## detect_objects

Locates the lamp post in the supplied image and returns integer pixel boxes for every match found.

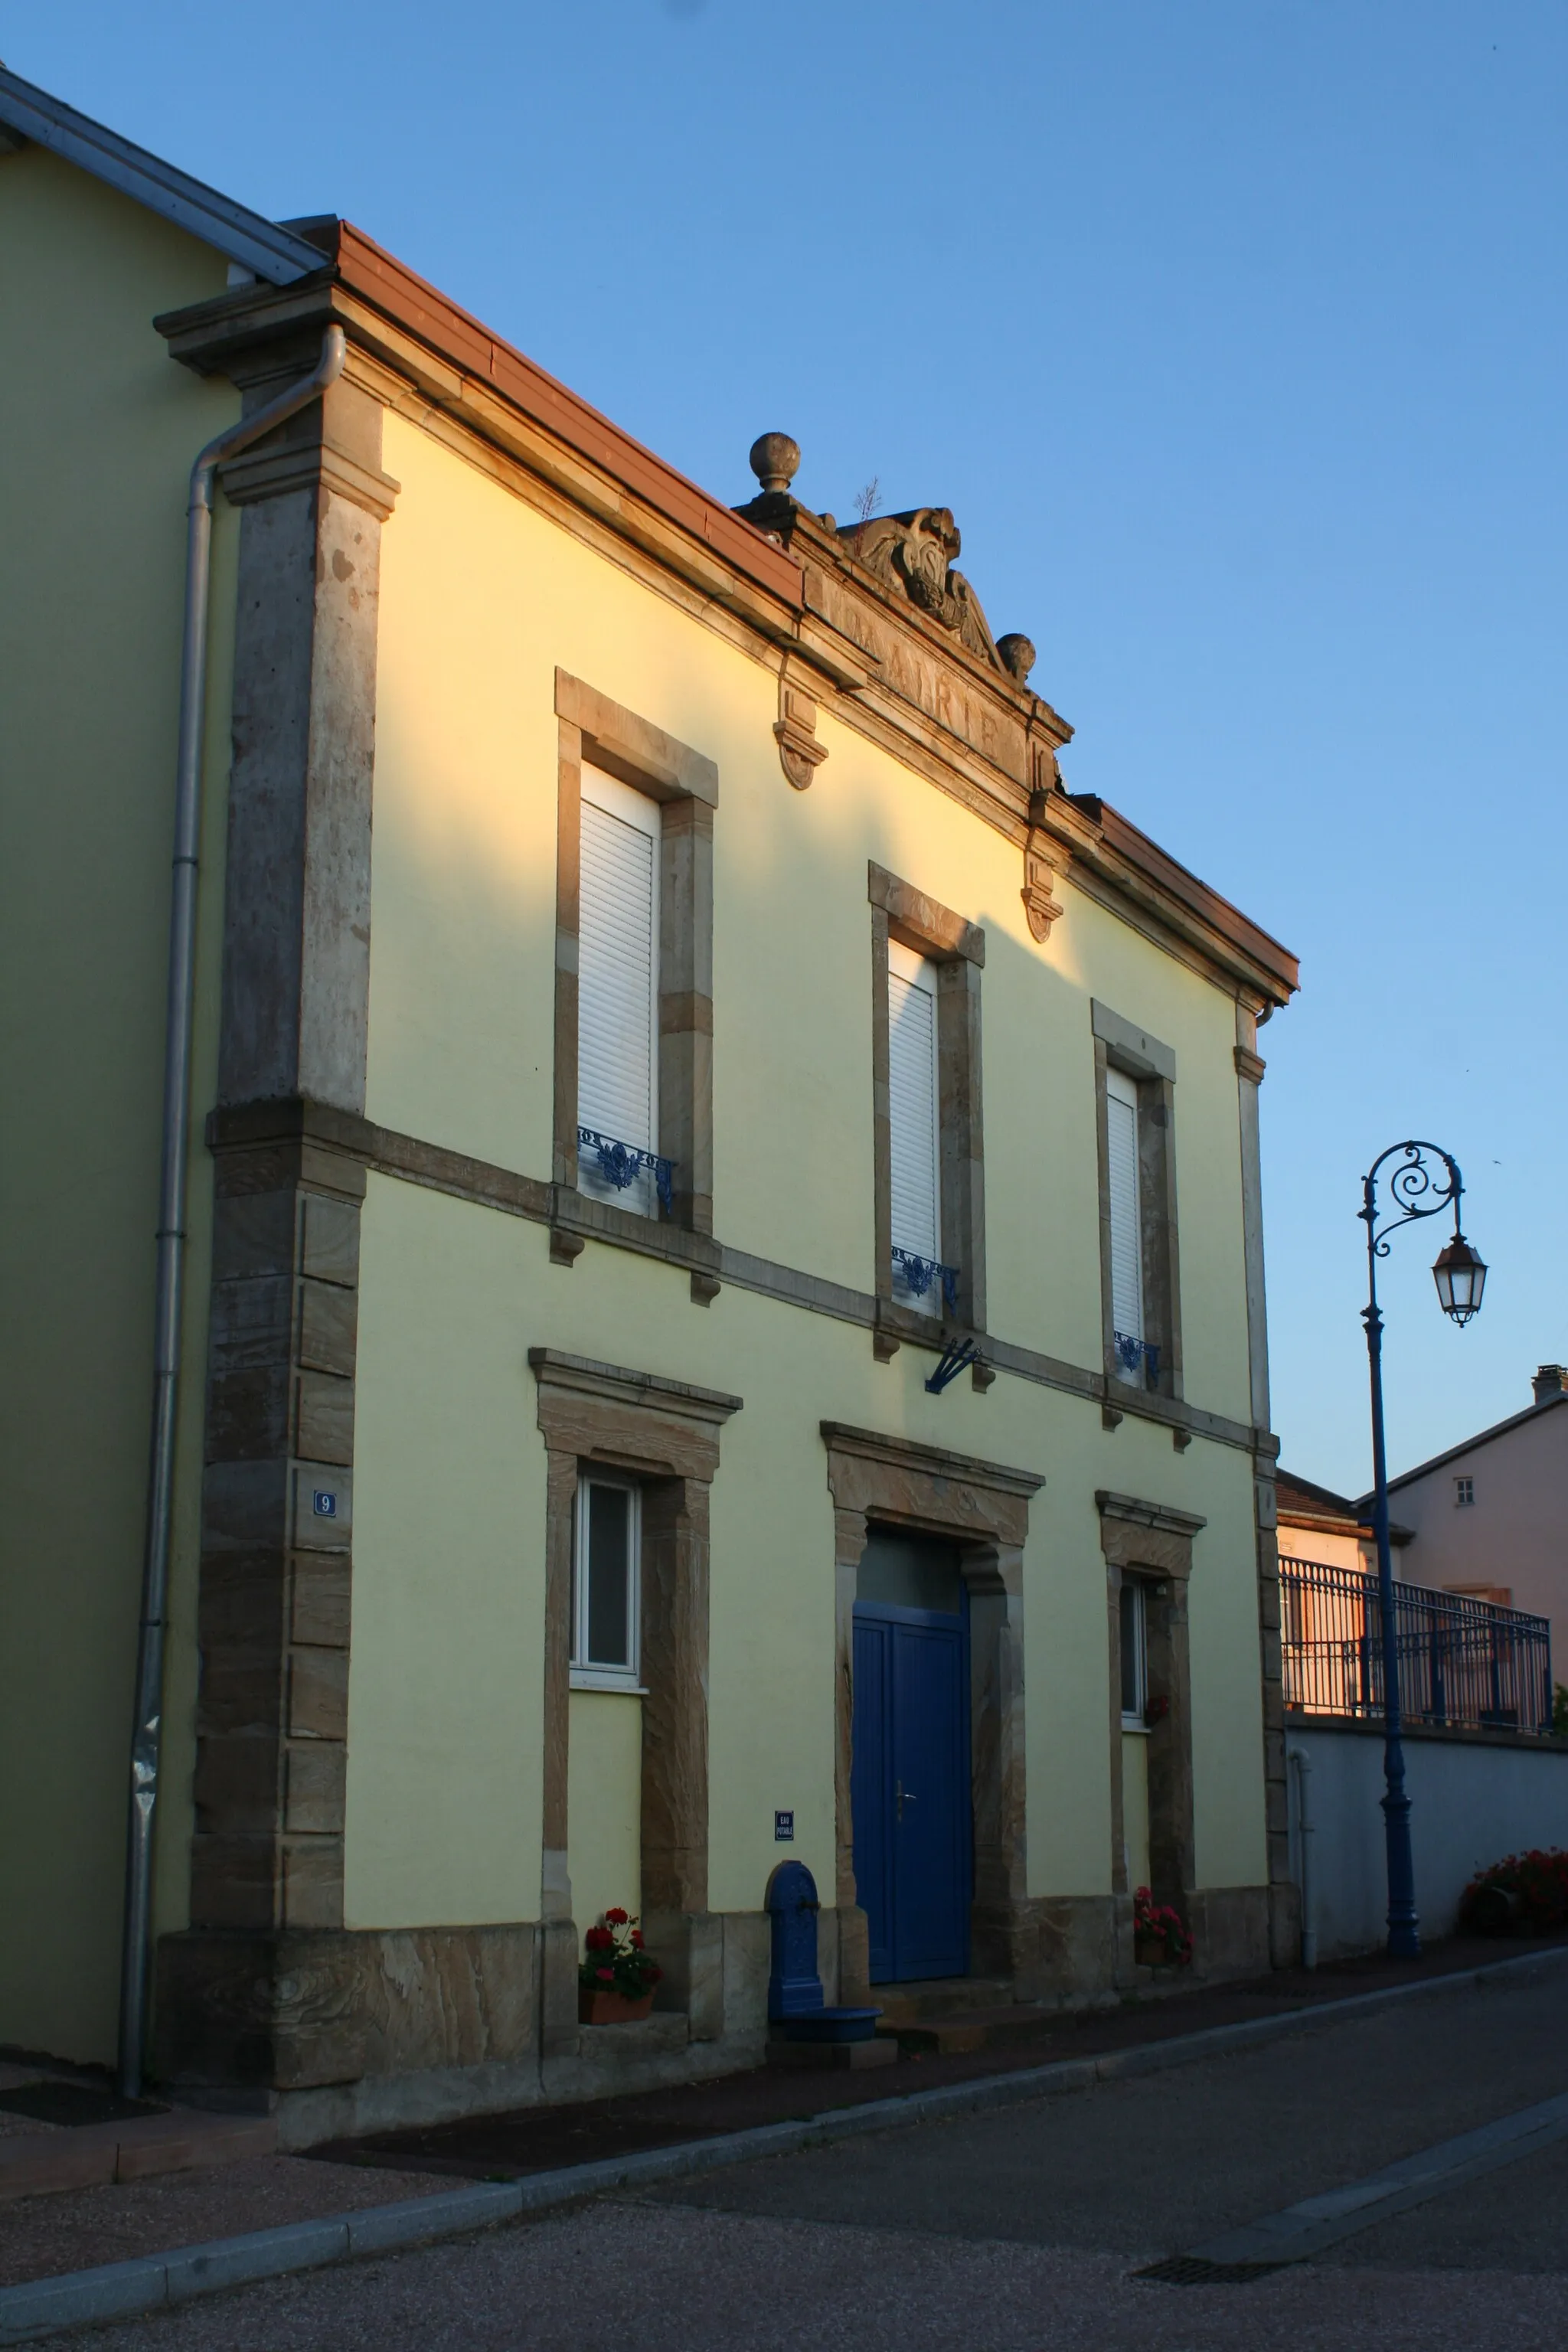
[1360,1142,1487,1958]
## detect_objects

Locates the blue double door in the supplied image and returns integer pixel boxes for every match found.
[851,1602,972,1982]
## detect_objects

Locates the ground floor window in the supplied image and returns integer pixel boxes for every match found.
[572,1474,641,1689]
[1119,1577,1148,1726]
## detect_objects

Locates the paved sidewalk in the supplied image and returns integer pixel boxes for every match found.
[0,2157,452,2292]
[0,1932,1558,2298]
[31,1958,1568,2350]
[309,1929,1567,2180]
[0,1930,1559,2326]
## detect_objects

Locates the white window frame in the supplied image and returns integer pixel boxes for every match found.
[1454,1475,1475,1507]
[577,762,662,1217]
[1119,1576,1148,1730]
[570,1472,644,1692]
[1106,1063,1146,1382]
[887,937,943,1314]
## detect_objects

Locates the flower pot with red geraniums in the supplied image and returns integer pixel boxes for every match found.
[577,1909,663,2024]
[1132,1885,1193,1970]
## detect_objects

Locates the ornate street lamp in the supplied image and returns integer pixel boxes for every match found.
[1431,1233,1488,1325]
[1359,1142,1487,1957]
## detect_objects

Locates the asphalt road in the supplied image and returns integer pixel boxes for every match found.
[57,1957,1568,2350]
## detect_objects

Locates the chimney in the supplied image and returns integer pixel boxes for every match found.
[1532,1364,1568,1406]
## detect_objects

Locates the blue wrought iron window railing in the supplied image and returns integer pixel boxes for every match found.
[577,1126,675,1217]
[891,1248,959,1313]
[1114,1330,1161,1383]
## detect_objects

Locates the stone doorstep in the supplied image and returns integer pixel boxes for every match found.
[764,2039,899,2072]
[878,2003,1063,2057]
[871,1977,1016,2030]
[0,2110,277,2204]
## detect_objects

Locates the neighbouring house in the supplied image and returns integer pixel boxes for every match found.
[1,68,1303,2143]
[1276,1459,1553,1737]
[1274,1455,1563,1962]
[1361,1366,1568,1676]
[1275,1468,1383,1577]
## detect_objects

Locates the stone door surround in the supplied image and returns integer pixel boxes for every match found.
[531,1349,741,2053]
[1096,1490,1205,1952]
[822,1423,1044,2000]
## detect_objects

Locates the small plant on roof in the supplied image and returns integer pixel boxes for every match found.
[1133,1885,1192,1965]
[578,1909,663,1999]
[851,476,880,554]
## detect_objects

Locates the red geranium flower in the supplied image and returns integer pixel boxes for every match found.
[596,1967,615,1981]
[605,1907,629,1926]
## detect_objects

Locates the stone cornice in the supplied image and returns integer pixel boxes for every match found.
[204,1098,1266,1457]
[155,238,1298,1010]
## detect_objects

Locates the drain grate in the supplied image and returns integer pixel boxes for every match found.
[1132,2255,1292,2287]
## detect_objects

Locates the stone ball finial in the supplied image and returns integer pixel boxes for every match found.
[749,433,801,495]
[997,632,1037,684]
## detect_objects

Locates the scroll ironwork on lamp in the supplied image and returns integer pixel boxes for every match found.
[1357,1139,1488,1958]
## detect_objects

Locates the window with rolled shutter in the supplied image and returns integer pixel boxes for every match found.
[1106,1065,1145,1375]
[578,763,660,1215]
[887,940,942,1312]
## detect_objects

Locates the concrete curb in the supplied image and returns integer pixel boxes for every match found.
[2,1942,1563,2344]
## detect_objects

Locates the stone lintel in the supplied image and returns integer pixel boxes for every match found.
[529,1350,742,1429]
[554,670,718,805]
[822,1422,1043,1504]
[1096,1490,1208,1541]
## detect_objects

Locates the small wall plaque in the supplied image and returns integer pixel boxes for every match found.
[312,1491,338,1519]
[774,1808,795,1842]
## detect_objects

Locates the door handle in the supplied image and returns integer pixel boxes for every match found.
[896,1782,917,1819]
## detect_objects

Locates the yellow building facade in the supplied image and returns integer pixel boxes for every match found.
[1,73,1298,2139]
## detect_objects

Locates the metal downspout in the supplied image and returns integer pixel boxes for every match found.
[1289,1743,1317,1970]
[118,325,347,2099]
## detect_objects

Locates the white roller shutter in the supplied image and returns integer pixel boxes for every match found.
[1106,1065,1144,1368]
[888,940,942,1309]
[578,764,660,1214]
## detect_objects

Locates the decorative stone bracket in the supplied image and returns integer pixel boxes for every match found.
[1022,835,1064,942]
[1022,777,1065,942]
[775,674,828,790]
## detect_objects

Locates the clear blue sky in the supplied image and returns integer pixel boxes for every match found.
[13,1,1565,1496]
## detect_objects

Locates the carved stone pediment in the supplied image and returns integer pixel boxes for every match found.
[841,508,1004,672]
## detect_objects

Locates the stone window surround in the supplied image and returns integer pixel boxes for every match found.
[551,670,718,1262]
[1092,998,1183,1404]
[822,1423,1044,2001]
[1096,1491,1206,1962]
[530,1348,741,2054]
[867,862,987,1348]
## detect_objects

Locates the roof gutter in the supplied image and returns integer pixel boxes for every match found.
[119,325,347,2099]
[0,66,322,283]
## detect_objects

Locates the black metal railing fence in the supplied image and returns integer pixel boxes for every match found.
[1279,1554,1553,1734]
